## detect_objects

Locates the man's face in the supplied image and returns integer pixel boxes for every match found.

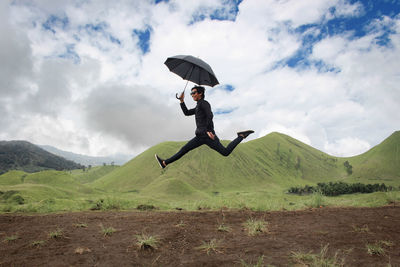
[191,89,202,101]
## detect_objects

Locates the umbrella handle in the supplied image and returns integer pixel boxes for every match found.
[175,78,190,99]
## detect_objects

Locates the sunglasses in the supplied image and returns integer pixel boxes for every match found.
[190,91,198,95]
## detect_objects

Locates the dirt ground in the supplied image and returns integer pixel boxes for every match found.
[1,206,399,266]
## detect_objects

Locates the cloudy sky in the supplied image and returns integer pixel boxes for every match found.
[1,0,399,159]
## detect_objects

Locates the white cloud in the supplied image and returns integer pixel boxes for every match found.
[1,0,399,159]
[324,137,371,157]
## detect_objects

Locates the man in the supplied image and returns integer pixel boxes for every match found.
[155,85,254,169]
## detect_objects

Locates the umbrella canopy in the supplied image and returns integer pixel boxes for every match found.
[164,55,219,87]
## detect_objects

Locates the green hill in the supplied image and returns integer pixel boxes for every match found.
[0,170,95,211]
[0,140,83,174]
[1,131,399,212]
[91,132,351,196]
[71,165,120,183]
[344,131,400,183]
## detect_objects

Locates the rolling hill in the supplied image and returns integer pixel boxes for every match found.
[0,140,83,174]
[87,133,327,194]
[1,131,399,212]
[345,131,400,182]
[91,131,400,196]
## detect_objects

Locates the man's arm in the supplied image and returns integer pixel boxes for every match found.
[178,92,195,116]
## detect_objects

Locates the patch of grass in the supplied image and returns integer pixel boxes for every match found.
[100,224,116,237]
[135,234,160,250]
[196,239,222,255]
[49,229,63,239]
[175,220,186,227]
[366,240,394,256]
[217,224,232,232]
[74,223,88,228]
[75,247,92,254]
[352,224,370,233]
[291,244,345,267]
[380,240,394,247]
[366,243,385,256]
[385,191,399,205]
[3,235,19,242]
[31,240,45,248]
[244,218,268,236]
[308,191,326,208]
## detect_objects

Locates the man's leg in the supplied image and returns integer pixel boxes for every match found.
[205,136,243,157]
[164,136,204,165]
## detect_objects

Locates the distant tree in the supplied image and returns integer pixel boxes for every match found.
[343,161,353,175]
[111,161,114,166]
[88,165,92,170]
[295,156,301,170]
[82,166,86,172]
[103,163,106,166]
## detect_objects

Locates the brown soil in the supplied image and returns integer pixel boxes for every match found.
[1,206,399,266]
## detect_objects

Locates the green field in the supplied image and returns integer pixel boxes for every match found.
[1,132,399,213]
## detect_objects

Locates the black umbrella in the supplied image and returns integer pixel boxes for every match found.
[164,55,219,98]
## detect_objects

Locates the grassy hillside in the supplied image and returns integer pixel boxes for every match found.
[0,170,95,212]
[91,132,350,197]
[0,140,82,174]
[345,131,400,184]
[1,131,399,212]
[71,165,119,183]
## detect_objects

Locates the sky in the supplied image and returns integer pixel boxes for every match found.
[1,0,400,159]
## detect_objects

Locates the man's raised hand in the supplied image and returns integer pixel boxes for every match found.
[178,91,185,103]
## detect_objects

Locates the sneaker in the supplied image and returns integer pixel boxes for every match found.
[237,130,254,139]
[155,154,166,169]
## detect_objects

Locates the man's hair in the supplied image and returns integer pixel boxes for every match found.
[192,86,205,99]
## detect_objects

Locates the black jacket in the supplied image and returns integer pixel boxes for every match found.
[180,99,215,136]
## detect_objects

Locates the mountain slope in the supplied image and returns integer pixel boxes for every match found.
[345,131,400,180]
[90,132,350,195]
[0,141,82,174]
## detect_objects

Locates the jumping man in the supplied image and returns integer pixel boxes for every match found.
[155,86,254,169]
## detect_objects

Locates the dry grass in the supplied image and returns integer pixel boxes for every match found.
[135,234,160,250]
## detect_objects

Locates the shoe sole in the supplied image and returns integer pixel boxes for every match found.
[237,130,254,138]
[155,154,165,169]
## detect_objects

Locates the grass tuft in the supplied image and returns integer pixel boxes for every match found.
[75,247,92,254]
[366,240,394,256]
[308,191,326,208]
[244,218,268,236]
[49,229,63,239]
[366,243,385,256]
[135,234,160,250]
[100,224,116,237]
[31,240,45,248]
[217,224,232,232]
[352,224,370,233]
[196,239,222,255]
[74,223,88,228]
[3,235,19,242]
[291,244,345,267]
[175,220,186,227]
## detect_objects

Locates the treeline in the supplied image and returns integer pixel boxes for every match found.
[288,182,396,196]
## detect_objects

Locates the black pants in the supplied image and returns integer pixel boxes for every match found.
[164,135,244,165]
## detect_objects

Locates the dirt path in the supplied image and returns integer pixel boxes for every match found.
[1,206,399,266]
